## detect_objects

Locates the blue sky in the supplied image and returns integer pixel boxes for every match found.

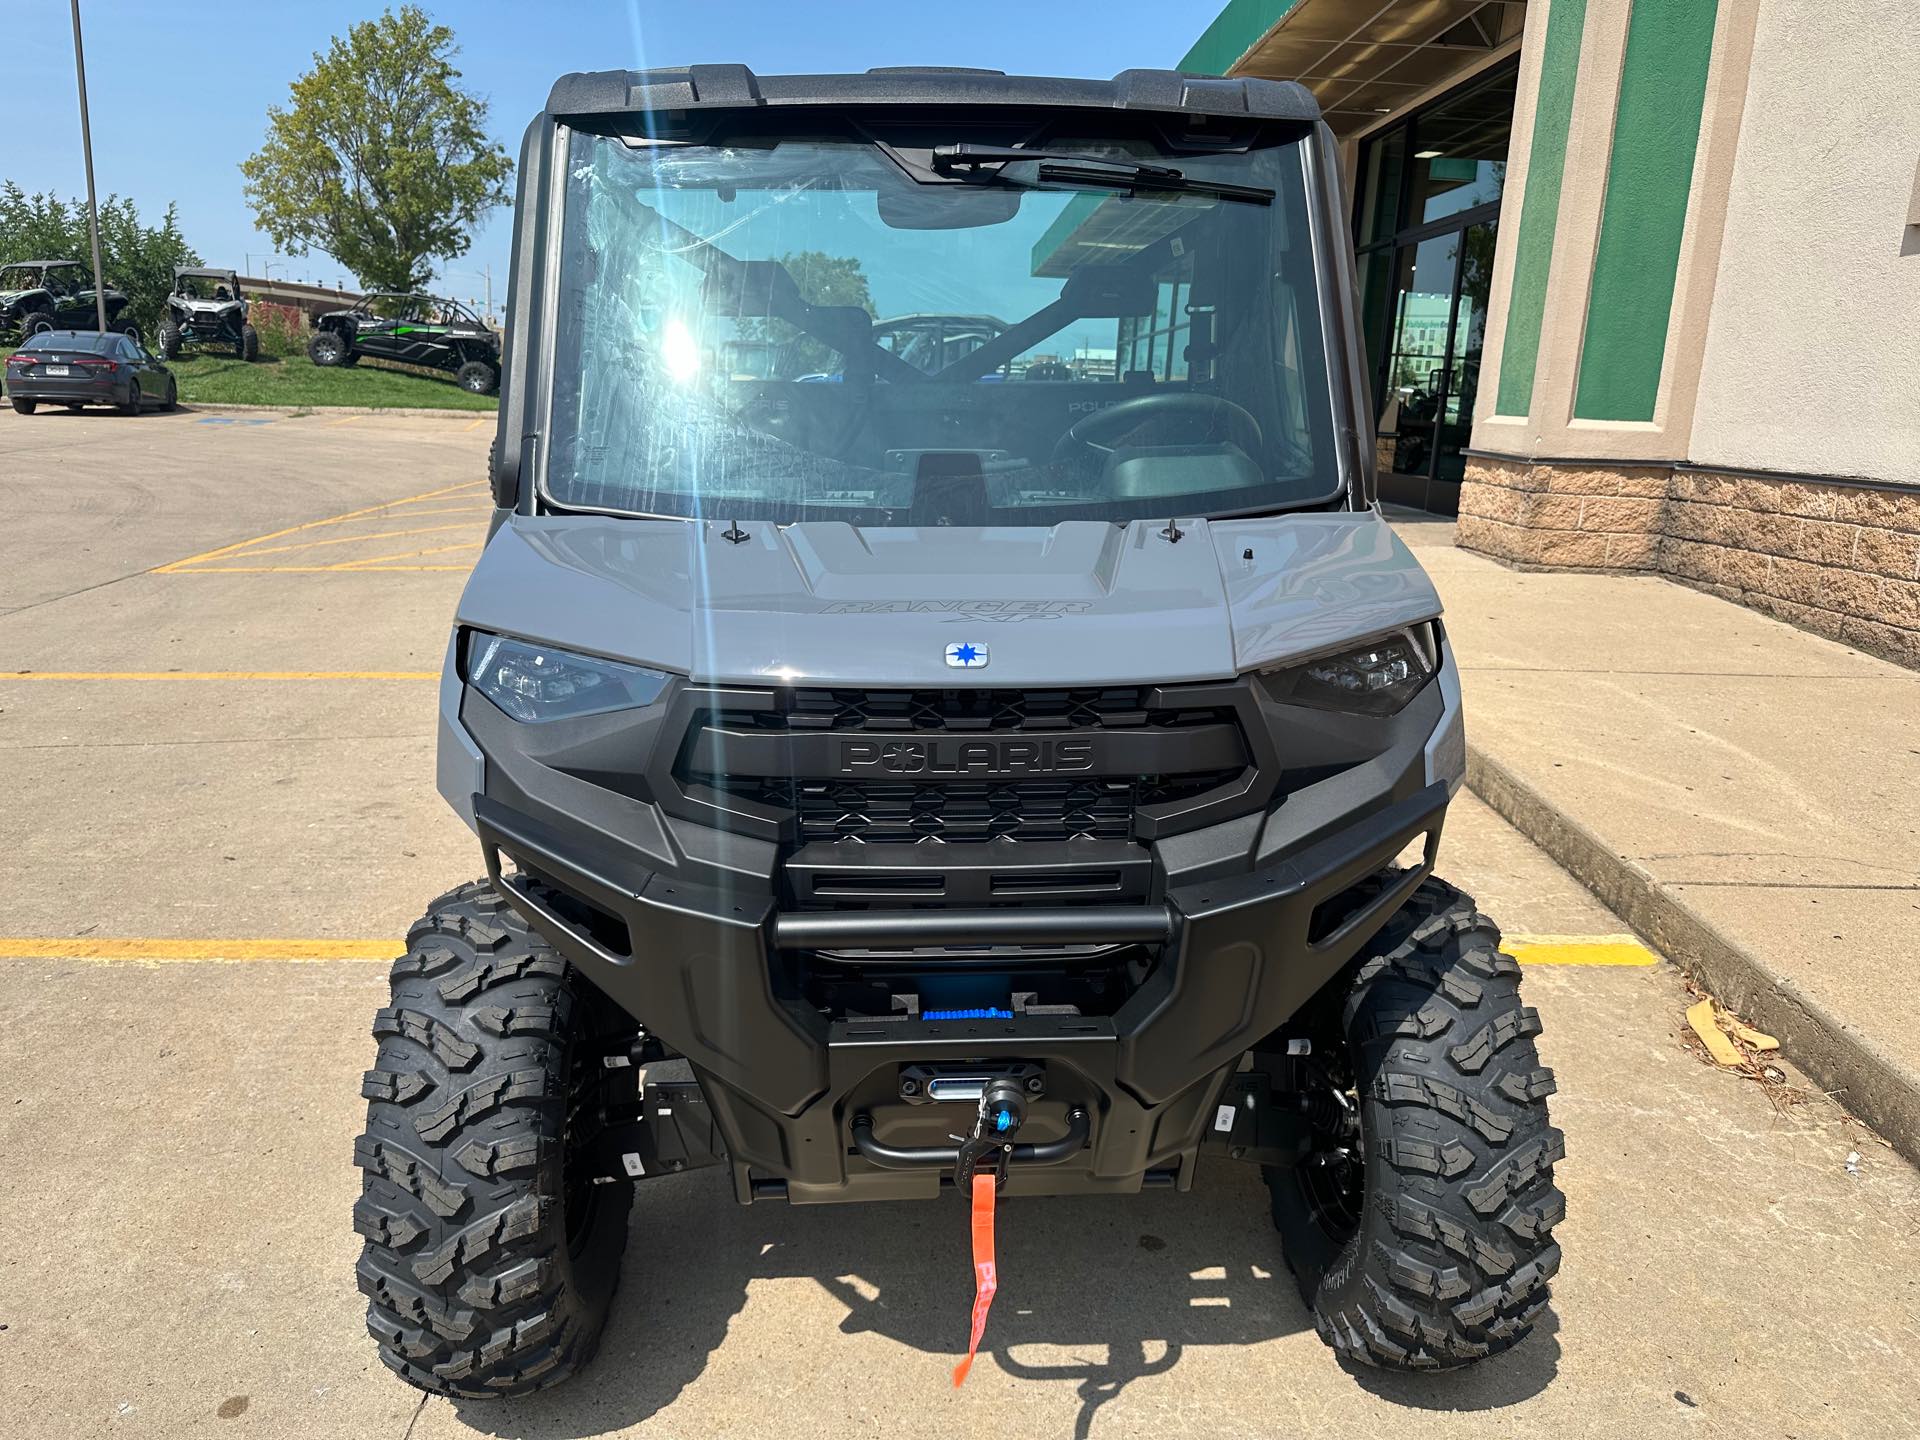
[8,1,1216,313]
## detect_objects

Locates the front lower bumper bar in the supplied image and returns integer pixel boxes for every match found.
[473,779,1449,1203]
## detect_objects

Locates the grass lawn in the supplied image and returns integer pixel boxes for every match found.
[168,353,498,411]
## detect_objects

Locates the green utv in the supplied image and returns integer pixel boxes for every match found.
[308,291,501,394]
[354,64,1566,1398]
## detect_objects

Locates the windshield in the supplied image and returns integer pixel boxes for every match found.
[177,275,238,299]
[543,127,1339,525]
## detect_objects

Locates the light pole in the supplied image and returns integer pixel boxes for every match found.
[69,0,109,335]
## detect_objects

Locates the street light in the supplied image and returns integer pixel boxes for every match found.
[69,0,108,334]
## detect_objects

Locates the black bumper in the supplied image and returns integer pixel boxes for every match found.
[474,778,1447,1204]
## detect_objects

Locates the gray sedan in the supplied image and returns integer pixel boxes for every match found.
[4,330,177,415]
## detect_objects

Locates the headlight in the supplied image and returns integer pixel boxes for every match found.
[1260,624,1437,716]
[465,632,672,722]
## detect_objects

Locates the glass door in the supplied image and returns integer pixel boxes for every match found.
[1379,232,1462,486]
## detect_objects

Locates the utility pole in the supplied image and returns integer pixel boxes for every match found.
[69,0,109,335]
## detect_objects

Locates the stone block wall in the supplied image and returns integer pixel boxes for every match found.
[1457,455,1920,668]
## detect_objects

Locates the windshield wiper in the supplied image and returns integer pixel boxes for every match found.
[930,144,1273,204]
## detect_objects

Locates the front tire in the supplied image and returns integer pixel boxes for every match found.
[11,398,37,415]
[308,329,349,367]
[356,880,632,1398]
[456,359,498,395]
[157,322,182,360]
[119,381,141,416]
[1268,877,1564,1371]
[240,324,260,362]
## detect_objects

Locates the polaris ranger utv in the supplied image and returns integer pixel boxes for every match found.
[156,267,259,361]
[356,65,1565,1398]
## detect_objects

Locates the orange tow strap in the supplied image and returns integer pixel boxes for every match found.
[951,1172,999,1386]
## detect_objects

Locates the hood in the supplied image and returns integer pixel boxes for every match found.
[456,511,1440,689]
[0,289,40,306]
[179,297,242,310]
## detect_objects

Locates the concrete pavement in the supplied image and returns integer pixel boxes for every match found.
[1398,514,1920,1163]
[2,406,1918,1438]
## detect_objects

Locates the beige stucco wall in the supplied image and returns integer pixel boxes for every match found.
[1689,0,1920,485]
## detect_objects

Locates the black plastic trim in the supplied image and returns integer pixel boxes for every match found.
[773,906,1174,951]
[851,1107,1091,1168]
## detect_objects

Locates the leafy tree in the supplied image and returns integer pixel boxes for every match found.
[0,182,200,337]
[241,6,511,293]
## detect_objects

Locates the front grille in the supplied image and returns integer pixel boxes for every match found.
[695,769,1242,845]
[716,687,1221,733]
[669,682,1261,849]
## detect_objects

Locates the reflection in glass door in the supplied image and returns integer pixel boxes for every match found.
[1352,61,1516,513]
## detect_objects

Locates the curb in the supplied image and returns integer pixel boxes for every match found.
[183,401,496,419]
[1466,745,1920,1166]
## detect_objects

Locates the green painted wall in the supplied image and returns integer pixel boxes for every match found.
[1179,0,1300,75]
[1493,0,1589,417]
[1573,0,1721,421]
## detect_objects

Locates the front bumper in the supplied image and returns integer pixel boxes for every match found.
[473,775,1447,1204]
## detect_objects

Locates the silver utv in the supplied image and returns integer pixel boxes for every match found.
[157,267,258,361]
[353,65,1564,1400]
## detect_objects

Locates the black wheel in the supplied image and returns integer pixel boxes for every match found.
[356,881,632,1398]
[117,319,141,344]
[19,311,53,340]
[456,359,498,396]
[240,324,260,362]
[308,329,349,367]
[11,398,37,415]
[160,379,178,412]
[119,380,141,416]
[156,322,182,361]
[1267,876,1564,1371]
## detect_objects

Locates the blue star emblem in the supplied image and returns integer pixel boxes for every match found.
[945,641,989,669]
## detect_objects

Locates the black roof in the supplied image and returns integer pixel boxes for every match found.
[4,259,86,268]
[175,266,239,278]
[546,66,1319,124]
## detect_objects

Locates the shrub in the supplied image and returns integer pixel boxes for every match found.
[247,298,306,358]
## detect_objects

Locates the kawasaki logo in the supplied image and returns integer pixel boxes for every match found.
[838,737,1095,777]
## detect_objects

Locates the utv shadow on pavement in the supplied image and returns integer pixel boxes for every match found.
[450,1162,1557,1440]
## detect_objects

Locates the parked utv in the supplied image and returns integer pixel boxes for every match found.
[0,260,133,343]
[355,65,1565,1399]
[307,292,500,393]
[157,267,258,361]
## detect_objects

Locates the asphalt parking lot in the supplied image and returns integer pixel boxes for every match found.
[2,404,1917,1440]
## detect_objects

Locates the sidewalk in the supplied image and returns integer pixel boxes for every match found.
[1394,513,1920,1162]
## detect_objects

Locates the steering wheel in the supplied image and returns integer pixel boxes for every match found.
[1050,392,1265,464]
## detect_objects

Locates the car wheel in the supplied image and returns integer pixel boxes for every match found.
[157,323,182,361]
[241,325,260,363]
[11,398,38,415]
[118,320,141,344]
[21,312,54,339]
[161,379,179,412]
[120,380,142,416]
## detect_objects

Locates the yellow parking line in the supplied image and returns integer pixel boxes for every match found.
[0,938,397,963]
[172,564,478,573]
[4,670,438,681]
[1504,935,1657,966]
[463,416,490,431]
[327,541,483,570]
[155,481,489,573]
[215,522,482,559]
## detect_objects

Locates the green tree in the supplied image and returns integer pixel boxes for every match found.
[0,182,200,338]
[240,6,511,293]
